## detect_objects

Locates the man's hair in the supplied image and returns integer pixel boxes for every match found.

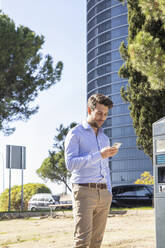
[87,93,113,110]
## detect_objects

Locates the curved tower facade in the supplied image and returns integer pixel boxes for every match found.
[87,0,152,186]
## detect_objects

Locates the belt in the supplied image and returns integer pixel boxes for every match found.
[76,183,107,189]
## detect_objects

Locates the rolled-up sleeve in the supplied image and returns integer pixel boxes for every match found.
[65,131,102,171]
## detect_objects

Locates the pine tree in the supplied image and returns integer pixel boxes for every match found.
[0,12,63,134]
[118,0,165,159]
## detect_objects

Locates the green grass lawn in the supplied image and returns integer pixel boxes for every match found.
[111,206,153,211]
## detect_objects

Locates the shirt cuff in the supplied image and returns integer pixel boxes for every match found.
[91,151,102,164]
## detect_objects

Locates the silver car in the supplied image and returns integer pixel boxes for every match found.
[28,193,60,211]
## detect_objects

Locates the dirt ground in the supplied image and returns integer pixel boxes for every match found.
[0,209,155,248]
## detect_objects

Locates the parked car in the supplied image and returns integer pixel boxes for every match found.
[28,193,60,211]
[111,184,153,207]
[60,196,72,209]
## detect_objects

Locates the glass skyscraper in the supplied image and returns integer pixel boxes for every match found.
[87,0,153,186]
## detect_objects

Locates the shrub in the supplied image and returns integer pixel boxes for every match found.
[0,183,51,211]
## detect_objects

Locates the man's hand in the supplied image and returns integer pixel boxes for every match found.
[100,146,118,159]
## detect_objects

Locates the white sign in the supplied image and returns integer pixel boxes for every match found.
[156,139,165,153]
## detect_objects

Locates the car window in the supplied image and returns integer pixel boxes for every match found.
[32,198,37,201]
[44,198,50,202]
[38,198,44,201]
[113,186,136,196]
[112,186,127,195]
[147,186,153,193]
[136,186,151,197]
[120,187,136,196]
[52,195,60,202]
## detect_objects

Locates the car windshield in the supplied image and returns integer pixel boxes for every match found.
[147,185,154,193]
[52,195,60,201]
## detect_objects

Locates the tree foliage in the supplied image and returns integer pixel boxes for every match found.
[37,122,77,192]
[127,0,165,90]
[128,31,165,90]
[139,0,165,25]
[0,183,51,211]
[0,12,63,135]
[134,171,154,185]
[118,0,165,159]
[37,151,71,189]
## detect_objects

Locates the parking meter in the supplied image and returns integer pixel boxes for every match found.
[153,117,165,248]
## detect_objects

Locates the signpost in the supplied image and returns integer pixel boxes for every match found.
[6,145,26,211]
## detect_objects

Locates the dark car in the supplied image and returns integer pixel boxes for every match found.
[111,184,153,207]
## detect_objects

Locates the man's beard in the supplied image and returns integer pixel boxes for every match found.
[90,121,99,129]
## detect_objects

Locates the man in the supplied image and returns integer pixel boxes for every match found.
[65,93,118,248]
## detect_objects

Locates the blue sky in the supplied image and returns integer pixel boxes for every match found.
[0,0,87,194]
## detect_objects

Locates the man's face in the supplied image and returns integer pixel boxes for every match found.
[88,103,109,128]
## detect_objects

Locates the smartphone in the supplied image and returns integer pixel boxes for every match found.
[112,142,122,149]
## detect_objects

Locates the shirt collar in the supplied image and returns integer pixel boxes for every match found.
[82,120,91,129]
[82,120,104,133]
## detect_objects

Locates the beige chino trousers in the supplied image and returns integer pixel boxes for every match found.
[72,184,112,248]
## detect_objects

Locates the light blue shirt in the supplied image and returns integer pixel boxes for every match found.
[65,120,112,193]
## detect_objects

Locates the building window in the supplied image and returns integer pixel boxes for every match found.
[110,136,137,147]
[111,72,125,83]
[87,7,96,21]
[103,118,112,127]
[98,85,111,94]
[111,26,128,39]
[87,0,96,12]
[111,94,124,104]
[111,82,127,94]
[111,4,127,18]
[111,37,128,50]
[88,39,97,52]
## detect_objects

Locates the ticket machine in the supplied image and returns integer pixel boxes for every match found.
[153,117,165,248]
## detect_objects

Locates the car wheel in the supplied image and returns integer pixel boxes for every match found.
[31,207,37,211]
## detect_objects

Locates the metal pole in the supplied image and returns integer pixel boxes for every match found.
[2,154,4,192]
[8,146,12,211]
[21,168,23,211]
[21,147,25,211]
[8,168,11,211]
